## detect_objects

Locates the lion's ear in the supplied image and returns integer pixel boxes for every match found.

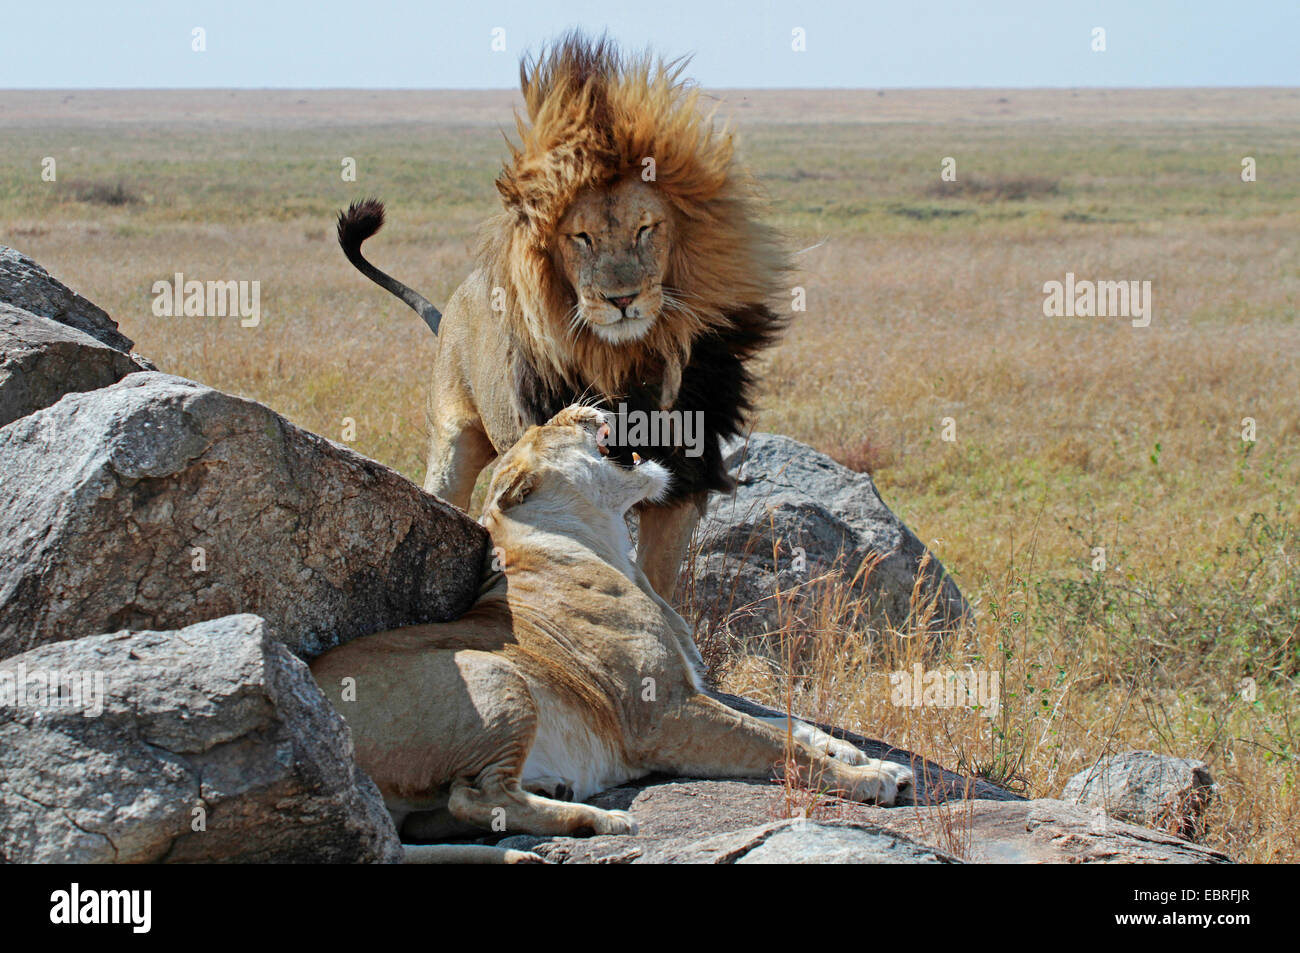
[495,173,525,219]
[496,168,540,228]
[486,457,538,513]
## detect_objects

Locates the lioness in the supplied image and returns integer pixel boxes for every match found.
[337,33,790,600]
[310,406,912,858]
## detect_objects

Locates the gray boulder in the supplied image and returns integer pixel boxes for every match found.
[0,245,135,352]
[687,433,969,642]
[0,614,402,863]
[0,372,488,661]
[0,302,148,428]
[871,796,1229,864]
[494,778,1229,865]
[1063,751,1218,840]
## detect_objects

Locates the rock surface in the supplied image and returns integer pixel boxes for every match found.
[0,614,402,863]
[509,812,961,864]
[0,245,135,352]
[705,820,960,864]
[495,778,1229,865]
[0,302,148,428]
[686,433,970,643]
[0,372,488,661]
[1062,751,1218,840]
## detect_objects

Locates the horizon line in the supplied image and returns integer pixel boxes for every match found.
[4,84,1298,93]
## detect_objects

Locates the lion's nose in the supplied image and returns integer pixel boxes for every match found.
[606,293,637,312]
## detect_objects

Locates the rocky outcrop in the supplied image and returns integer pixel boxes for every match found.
[688,434,969,643]
[0,614,402,863]
[1062,751,1218,840]
[0,245,136,352]
[0,302,148,428]
[0,372,488,661]
[494,777,1229,865]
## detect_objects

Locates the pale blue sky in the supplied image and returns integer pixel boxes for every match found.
[2,1,1296,89]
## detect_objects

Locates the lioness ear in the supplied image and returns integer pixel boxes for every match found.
[487,458,537,513]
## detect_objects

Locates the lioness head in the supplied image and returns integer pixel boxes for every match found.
[485,404,670,519]
[553,178,672,345]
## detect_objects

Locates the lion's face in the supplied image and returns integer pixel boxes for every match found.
[553,178,673,346]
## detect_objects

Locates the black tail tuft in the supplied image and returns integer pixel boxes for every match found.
[334,197,443,335]
[337,197,386,253]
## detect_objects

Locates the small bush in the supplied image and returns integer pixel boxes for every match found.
[68,180,142,206]
[928,174,1060,202]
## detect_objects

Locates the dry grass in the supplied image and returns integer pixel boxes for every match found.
[687,510,1299,862]
[2,88,1297,862]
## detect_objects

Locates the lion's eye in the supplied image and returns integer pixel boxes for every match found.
[572,232,593,250]
[637,223,657,243]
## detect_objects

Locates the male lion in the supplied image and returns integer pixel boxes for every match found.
[310,406,913,861]
[336,33,790,599]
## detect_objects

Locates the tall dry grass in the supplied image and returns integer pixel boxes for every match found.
[2,89,1296,861]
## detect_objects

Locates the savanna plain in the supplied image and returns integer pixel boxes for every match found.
[2,87,1297,861]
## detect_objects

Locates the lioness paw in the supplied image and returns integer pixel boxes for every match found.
[880,759,914,795]
[822,738,871,765]
[595,809,639,836]
[524,776,577,801]
[849,759,914,806]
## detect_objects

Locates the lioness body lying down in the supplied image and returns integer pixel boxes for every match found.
[311,406,912,856]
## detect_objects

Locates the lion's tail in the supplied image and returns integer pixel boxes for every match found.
[336,197,443,335]
[401,843,544,864]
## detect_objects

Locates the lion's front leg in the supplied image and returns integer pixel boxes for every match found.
[647,696,912,806]
[636,491,707,601]
[423,416,496,510]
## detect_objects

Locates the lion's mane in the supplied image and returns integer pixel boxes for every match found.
[485,32,792,500]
